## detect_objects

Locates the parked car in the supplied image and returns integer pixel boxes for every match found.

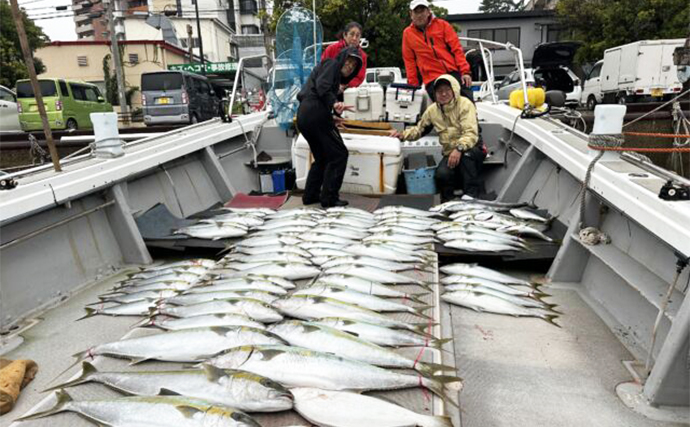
[580,60,604,110]
[599,39,685,104]
[0,85,21,133]
[495,42,583,107]
[141,71,221,126]
[16,79,112,131]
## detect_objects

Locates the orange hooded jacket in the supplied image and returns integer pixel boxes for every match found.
[402,17,470,87]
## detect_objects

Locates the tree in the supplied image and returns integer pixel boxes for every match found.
[0,0,48,88]
[556,0,690,64]
[268,0,448,69]
[479,0,526,13]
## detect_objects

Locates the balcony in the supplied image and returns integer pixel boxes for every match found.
[239,0,257,15]
[76,23,94,34]
[74,12,91,23]
[234,34,264,47]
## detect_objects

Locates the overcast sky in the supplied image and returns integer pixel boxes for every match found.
[22,0,480,42]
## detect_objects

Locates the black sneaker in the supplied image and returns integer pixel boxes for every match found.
[320,199,349,208]
[302,197,319,205]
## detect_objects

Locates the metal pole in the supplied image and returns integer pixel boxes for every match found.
[194,0,205,73]
[312,0,317,66]
[107,0,130,124]
[9,0,61,172]
[187,24,194,63]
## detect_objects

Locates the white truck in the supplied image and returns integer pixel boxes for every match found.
[598,39,685,104]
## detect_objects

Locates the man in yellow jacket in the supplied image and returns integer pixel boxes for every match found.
[390,74,484,201]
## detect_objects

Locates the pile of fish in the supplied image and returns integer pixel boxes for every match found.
[440,262,560,326]
[430,196,554,253]
[36,205,460,426]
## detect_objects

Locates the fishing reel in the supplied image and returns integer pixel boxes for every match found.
[658,180,690,201]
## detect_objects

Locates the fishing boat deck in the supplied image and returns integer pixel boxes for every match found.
[2,193,686,427]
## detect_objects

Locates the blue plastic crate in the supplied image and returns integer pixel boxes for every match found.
[403,166,436,194]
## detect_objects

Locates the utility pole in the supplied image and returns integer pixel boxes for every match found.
[193,0,205,73]
[187,24,194,63]
[106,0,129,124]
[9,0,61,172]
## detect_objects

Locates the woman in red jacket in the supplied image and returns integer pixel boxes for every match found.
[322,22,367,88]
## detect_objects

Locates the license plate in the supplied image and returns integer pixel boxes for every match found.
[156,97,171,105]
[651,88,663,97]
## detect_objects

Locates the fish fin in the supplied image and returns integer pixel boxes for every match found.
[416,361,457,376]
[176,405,203,418]
[148,307,160,317]
[543,314,561,327]
[546,304,562,314]
[75,307,98,321]
[257,348,285,361]
[158,388,182,396]
[129,357,151,366]
[421,375,463,405]
[210,326,231,335]
[130,317,153,329]
[14,389,73,421]
[300,324,322,333]
[42,361,98,392]
[201,363,227,382]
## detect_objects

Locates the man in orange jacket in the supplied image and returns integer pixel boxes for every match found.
[402,0,473,102]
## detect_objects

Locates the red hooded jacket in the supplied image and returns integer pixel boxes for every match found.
[321,40,367,88]
[402,17,470,87]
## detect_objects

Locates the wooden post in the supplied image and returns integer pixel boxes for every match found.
[9,0,61,172]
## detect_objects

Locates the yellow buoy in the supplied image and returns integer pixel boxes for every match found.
[509,87,546,110]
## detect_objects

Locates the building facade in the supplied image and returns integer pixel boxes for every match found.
[73,0,150,40]
[36,40,188,110]
[448,10,562,78]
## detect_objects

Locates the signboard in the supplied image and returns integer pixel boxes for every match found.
[168,62,237,74]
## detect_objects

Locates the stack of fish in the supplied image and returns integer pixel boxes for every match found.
[440,263,560,326]
[49,206,460,427]
[430,196,554,253]
[173,207,275,240]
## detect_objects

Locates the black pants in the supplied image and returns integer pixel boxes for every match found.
[425,70,475,104]
[435,144,486,201]
[296,98,348,204]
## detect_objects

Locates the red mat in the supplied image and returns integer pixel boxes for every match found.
[224,192,289,210]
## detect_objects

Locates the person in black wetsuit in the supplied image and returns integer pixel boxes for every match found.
[297,47,363,208]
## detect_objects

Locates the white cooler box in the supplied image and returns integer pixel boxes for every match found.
[385,83,425,123]
[292,133,403,195]
[342,84,385,122]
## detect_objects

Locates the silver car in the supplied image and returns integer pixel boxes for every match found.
[0,85,21,133]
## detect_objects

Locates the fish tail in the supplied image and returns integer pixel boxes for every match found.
[42,361,98,392]
[75,307,99,321]
[412,305,435,319]
[409,292,430,304]
[130,316,154,329]
[47,350,90,386]
[543,314,561,327]
[421,375,463,405]
[430,337,453,350]
[546,304,562,315]
[15,389,73,421]
[416,361,456,376]
[85,300,108,306]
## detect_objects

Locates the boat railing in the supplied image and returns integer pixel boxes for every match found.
[459,37,530,108]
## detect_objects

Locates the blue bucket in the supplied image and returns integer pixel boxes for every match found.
[272,169,286,193]
[403,166,436,194]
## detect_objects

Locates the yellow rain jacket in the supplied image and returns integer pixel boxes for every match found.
[400,74,478,156]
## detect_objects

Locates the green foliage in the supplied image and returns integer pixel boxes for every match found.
[556,0,690,64]
[0,0,48,88]
[102,52,137,107]
[269,0,448,69]
[479,0,526,13]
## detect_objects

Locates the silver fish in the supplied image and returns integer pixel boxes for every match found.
[206,345,459,399]
[163,290,281,306]
[72,326,287,364]
[509,208,550,223]
[256,218,318,230]
[237,235,302,247]
[97,289,180,304]
[266,321,449,375]
[441,275,539,296]
[301,242,348,251]
[222,207,276,216]
[16,390,262,426]
[320,256,426,272]
[314,317,448,348]
[174,222,248,240]
[368,225,435,237]
[139,259,216,271]
[442,290,559,325]
[310,226,370,240]
[201,214,265,227]
[443,239,519,252]
[363,232,435,245]
[273,295,425,331]
[291,387,453,427]
[374,206,439,217]
[440,263,533,286]
[78,299,157,320]
[442,284,549,309]
[153,298,283,323]
[498,224,554,242]
[222,253,312,264]
[314,275,427,301]
[45,362,293,413]
[233,244,311,257]
[293,285,431,317]
[343,244,425,263]
[190,279,289,295]
[220,263,321,280]
[129,266,207,280]
[323,265,429,286]
[138,313,265,331]
[115,273,202,288]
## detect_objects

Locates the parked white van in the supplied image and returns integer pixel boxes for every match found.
[580,60,604,110]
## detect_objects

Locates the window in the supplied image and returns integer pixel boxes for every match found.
[59,80,69,97]
[588,63,602,80]
[70,83,87,100]
[467,28,520,48]
[141,72,184,91]
[546,25,569,43]
[84,86,99,102]
[128,53,139,64]
[16,80,58,98]
[241,25,260,34]
[77,56,88,66]
[0,88,15,102]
